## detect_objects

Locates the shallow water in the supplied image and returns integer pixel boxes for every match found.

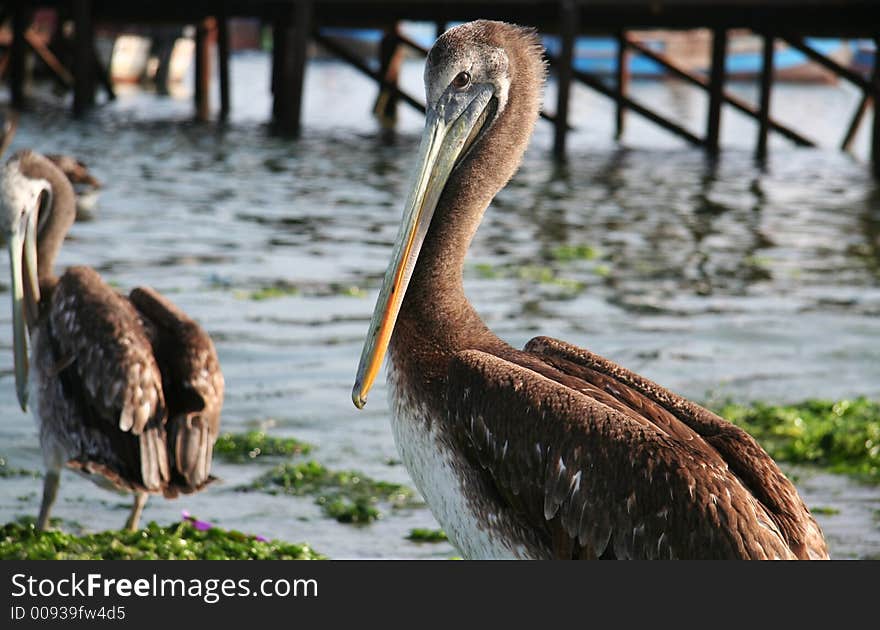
[0,52,878,559]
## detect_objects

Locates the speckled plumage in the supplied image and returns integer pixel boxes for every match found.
[384,21,828,560]
[2,150,223,529]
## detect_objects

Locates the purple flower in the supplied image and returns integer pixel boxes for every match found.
[181,510,268,541]
[182,510,213,531]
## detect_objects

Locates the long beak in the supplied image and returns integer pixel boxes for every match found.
[352,84,495,408]
[7,210,40,411]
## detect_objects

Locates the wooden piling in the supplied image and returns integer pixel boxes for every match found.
[273,2,312,136]
[72,0,96,117]
[841,92,870,153]
[554,0,577,158]
[10,4,27,109]
[706,28,728,153]
[871,36,879,178]
[373,25,404,128]
[615,31,630,140]
[756,34,774,160]
[194,18,212,122]
[94,46,116,100]
[218,15,231,121]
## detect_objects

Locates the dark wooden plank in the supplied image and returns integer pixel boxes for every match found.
[10,4,28,109]
[72,0,96,117]
[615,31,629,139]
[554,0,577,157]
[756,34,774,159]
[194,18,211,121]
[218,14,231,121]
[272,2,312,135]
[706,27,727,153]
[871,36,879,178]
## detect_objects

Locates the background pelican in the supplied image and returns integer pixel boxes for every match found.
[1,148,223,531]
[353,20,828,560]
[1,110,102,221]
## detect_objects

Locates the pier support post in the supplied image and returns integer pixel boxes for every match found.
[10,3,27,109]
[72,0,96,117]
[218,14,231,121]
[756,34,774,160]
[706,28,728,153]
[554,0,577,158]
[872,37,880,178]
[841,93,870,153]
[615,31,630,140]
[373,24,404,128]
[272,1,312,136]
[194,18,213,122]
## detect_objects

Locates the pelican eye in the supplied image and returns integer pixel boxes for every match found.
[451,71,471,90]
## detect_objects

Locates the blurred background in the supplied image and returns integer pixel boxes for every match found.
[0,2,878,559]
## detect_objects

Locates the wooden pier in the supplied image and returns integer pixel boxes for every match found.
[1,1,879,174]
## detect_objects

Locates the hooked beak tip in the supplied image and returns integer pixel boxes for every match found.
[352,385,367,410]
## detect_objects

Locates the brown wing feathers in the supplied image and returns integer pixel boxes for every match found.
[130,286,224,493]
[524,336,828,559]
[447,344,825,559]
[49,266,169,492]
[48,269,223,498]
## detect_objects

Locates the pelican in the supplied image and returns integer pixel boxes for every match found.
[1,149,224,531]
[1,111,102,220]
[353,20,828,560]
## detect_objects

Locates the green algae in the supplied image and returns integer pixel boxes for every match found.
[247,460,418,524]
[234,281,367,301]
[406,528,448,543]
[0,519,324,560]
[550,244,600,262]
[0,457,39,478]
[810,507,841,516]
[716,397,880,483]
[214,431,313,463]
[237,283,300,301]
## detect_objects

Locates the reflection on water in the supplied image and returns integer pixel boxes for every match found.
[0,53,878,558]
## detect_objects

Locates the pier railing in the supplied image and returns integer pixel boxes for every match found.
[2,1,878,174]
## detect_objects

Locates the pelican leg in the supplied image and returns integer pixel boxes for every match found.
[124,492,148,531]
[36,470,60,531]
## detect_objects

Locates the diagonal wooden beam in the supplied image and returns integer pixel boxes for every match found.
[781,37,870,92]
[314,32,426,113]
[547,54,704,146]
[841,91,872,152]
[625,36,814,147]
[25,30,73,87]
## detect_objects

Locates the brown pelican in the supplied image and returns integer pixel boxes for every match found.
[1,149,224,531]
[1,111,102,220]
[352,21,828,560]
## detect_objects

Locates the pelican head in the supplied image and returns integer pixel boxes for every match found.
[1,152,50,410]
[353,21,545,408]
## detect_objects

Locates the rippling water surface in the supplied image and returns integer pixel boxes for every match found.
[0,52,878,558]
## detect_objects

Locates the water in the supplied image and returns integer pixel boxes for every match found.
[0,52,878,559]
